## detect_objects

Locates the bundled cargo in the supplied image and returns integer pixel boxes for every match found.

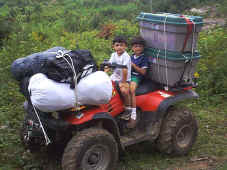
[76,71,113,106]
[28,72,113,112]
[11,48,97,87]
[145,48,201,87]
[11,47,65,81]
[28,73,76,112]
[137,13,203,52]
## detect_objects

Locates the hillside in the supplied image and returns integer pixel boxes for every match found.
[0,0,226,169]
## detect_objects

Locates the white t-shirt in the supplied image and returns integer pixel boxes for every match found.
[109,51,131,81]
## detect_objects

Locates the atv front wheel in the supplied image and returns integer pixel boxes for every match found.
[62,128,118,170]
[156,107,198,155]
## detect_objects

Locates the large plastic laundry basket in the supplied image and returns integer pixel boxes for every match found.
[137,13,203,52]
[145,48,201,87]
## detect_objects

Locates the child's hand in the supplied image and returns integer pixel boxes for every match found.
[104,66,110,73]
[131,63,136,68]
[119,82,129,95]
[119,82,129,88]
[131,63,146,76]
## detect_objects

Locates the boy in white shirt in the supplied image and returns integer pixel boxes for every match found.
[107,36,132,120]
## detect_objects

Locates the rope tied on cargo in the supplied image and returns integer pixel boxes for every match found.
[157,49,161,81]
[187,20,196,82]
[31,103,51,145]
[180,16,196,83]
[178,16,196,85]
[28,89,51,145]
[182,54,189,62]
[180,15,194,53]
[56,50,79,109]
[163,14,169,90]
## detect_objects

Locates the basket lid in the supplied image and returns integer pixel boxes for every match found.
[145,47,201,61]
[137,12,203,26]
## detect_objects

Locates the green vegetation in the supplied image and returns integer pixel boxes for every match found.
[198,28,227,104]
[0,0,226,169]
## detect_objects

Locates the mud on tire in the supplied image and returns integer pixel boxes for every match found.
[156,107,198,156]
[62,128,118,170]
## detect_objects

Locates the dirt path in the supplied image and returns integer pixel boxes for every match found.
[189,6,226,30]
[203,18,226,30]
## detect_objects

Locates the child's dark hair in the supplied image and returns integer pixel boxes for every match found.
[112,36,127,45]
[131,36,146,47]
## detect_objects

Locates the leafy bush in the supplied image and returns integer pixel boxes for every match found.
[197,27,227,103]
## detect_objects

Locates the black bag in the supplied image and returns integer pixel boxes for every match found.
[11,47,66,81]
[46,50,97,88]
[11,47,97,89]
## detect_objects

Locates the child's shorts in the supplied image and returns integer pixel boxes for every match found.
[131,75,142,85]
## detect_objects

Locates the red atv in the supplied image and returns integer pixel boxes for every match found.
[20,62,198,170]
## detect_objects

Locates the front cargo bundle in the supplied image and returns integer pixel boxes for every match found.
[11,47,113,112]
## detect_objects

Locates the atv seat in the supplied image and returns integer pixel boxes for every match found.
[135,78,162,96]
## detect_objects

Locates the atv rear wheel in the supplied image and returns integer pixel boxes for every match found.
[156,107,198,155]
[62,128,118,170]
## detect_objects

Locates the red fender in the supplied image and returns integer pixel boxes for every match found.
[136,90,174,112]
[64,82,124,125]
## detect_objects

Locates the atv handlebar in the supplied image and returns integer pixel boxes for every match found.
[100,60,127,71]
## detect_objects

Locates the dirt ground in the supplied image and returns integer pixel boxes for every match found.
[190,6,226,30]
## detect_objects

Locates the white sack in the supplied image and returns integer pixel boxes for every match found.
[28,73,76,112]
[77,71,113,105]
